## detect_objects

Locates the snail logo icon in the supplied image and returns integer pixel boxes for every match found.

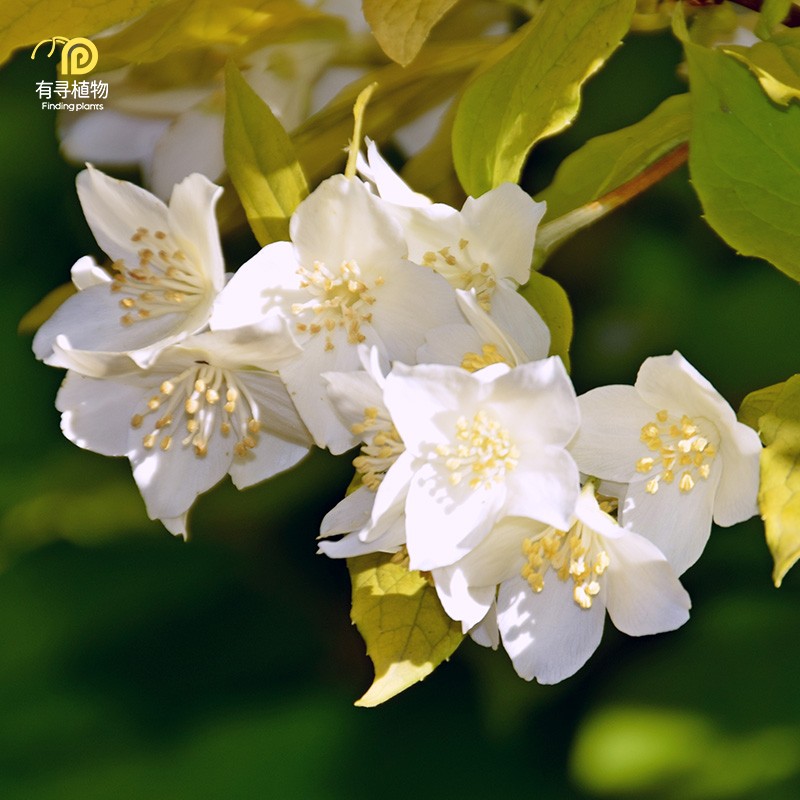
[31,36,98,76]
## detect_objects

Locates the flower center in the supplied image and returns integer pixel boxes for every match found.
[436,409,519,490]
[460,343,509,373]
[111,227,204,326]
[522,519,611,610]
[351,406,405,491]
[291,259,381,351]
[130,363,263,458]
[636,409,718,495]
[422,239,496,310]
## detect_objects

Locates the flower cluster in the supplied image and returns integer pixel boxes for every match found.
[35,143,762,683]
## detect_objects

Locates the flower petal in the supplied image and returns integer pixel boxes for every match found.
[497,572,605,684]
[603,530,691,636]
[621,470,721,575]
[571,386,659,481]
[432,564,496,632]
[713,423,762,527]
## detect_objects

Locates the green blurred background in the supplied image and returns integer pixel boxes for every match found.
[2,27,800,799]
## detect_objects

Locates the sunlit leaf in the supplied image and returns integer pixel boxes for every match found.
[751,375,800,586]
[348,551,463,707]
[518,271,573,371]
[0,0,165,67]
[363,0,459,66]
[686,43,800,282]
[756,0,793,39]
[739,380,787,431]
[224,61,308,245]
[452,0,636,197]
[724,30,800,107]
[536,94,690,221]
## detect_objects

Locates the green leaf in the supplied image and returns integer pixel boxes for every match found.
[518,272,573,371]
[686,43,800,283]
[452,0,636,197]
[724,30,800,107]
[749,375,800,587]
[0,0,166,67]
[363,0,459,66]
[224,61,308,246]
[536,94,690,221]
[756,0,793,39]
[348,551,463,707]
[739,381,787,431]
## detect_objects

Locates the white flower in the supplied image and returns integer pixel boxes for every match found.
[53,321,312,537]
[33,166,225,369]
[482,484,690,684]
[374,358,581,572]
[211,175,462,454]
[418,288,550,370]
[359,140,547,330]
[569,351,762,574]
[318,349,407,558]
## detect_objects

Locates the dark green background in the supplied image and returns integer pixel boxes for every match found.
[2,28,800,798]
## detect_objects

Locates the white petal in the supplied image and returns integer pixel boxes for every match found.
[291,175,407,269]
[432,564,496,632]
[713,423,762,527]
[490,357,579,449]
[77,165,171,266]
[506,446,580,530]
[469,605,500,649]
[604,531,691,636]
[129,425,231,524]
[497,573,605,684]
[320,485,376,537]
[368,261,462,362]
[417,323,484,366]
[369,450,414,535]
[621,472,721,575]
[405,462,505,571]
[280,328,378,453]
[383,362,483,454]
[229,433,309,489]
[210,241,302,330]
[325,369,386,429]
[318,525,404,557]
[146,109,226,201]
[70,256,110,289]
[635,351,739,428]
[487,282,550,362]
[360,139,432,207]
[56,372,143,457]
[33,283,186,366]
[571,386,659,481]
[167,172,225,292]
[461,183,545,284]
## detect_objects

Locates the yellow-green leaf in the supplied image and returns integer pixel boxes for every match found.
[724,31,800,107]
[756,0,793,39]
[536,94,690,222]
[738,381,787,431]
[452,0,636,197]
[518,271,573,371]
[348,551,463,707]
[223,61,308,246]
[363,0,459,66]
[0,0,166,67]
[686,41,800,282]
[752,375,800,586]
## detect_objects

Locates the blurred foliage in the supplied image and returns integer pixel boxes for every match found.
[3,13,800,800]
